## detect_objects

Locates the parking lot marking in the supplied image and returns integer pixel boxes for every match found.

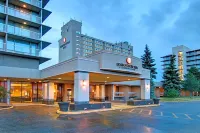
[129,109,135,112]
[148,110,152,115]
[185,114,192,120]
[139,109,143,114]
[161,112,163,116]
[172,113,178,118]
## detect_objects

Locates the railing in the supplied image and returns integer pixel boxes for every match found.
[20,0,42,8]
[0,23,6,32]
[7,25,41,40]
[0,42,3,50]
[0,4,5,13]
[6,43,41,56]
[7,7,41,24]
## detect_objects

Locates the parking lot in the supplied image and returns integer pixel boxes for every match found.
[0,101,200,133]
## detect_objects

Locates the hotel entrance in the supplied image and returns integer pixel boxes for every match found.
[10,82,43,103]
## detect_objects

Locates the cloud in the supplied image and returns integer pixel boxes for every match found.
[42,0,200,81]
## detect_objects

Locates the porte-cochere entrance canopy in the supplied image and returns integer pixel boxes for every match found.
[40,51,151,104]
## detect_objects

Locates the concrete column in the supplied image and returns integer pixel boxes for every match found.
[74,71,89,104]
[6,79,11,105]
[123,86,131,101]
[111,85,115,101]
[141,79,150,100]
[100,85,105,100]
[95,85,100,98]
[42,82,55,104]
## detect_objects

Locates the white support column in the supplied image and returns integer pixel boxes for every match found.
[6,79,11,105]
[141,79,150,100]
[111,85,115,101]
[42,82,55,104]
[74,71,89,104]
[123,86,131,101]
[100,85,105,100]
[95,85,100,98]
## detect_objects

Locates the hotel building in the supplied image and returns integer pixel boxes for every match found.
[0,0,51,103]
[59,20,133,62]
[161,45,200,80]
[0,4,151,108]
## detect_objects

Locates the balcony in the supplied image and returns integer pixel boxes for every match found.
[0,42,41,56]
[0,4,5,14]
[20,0,42,8]
[0,23,6,32]
[7,25,41,40]
[8,7,41,24]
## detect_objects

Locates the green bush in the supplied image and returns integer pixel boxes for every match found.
[166,89,179,98]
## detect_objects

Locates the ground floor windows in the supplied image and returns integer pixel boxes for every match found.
[10,82,42,102]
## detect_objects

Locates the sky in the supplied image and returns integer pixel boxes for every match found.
[40,0,200,81]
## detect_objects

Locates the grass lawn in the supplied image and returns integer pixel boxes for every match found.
[160,96,200,102]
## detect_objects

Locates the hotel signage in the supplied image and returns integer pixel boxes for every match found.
[116,57,138,71]
[126,57,132,64]
[60,38,70,49]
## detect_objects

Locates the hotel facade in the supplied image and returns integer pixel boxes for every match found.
[0,1,151,106]
[161,45,200,80]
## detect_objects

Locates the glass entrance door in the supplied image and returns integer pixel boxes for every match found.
[56,84,63,102]
[10,82,42,103]
[11,82,32,102]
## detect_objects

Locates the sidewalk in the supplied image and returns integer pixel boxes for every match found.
[12,102,58,107]
[0,103,13,110]
[57,103,160,115]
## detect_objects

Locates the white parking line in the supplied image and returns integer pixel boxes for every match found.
[139,109,143,114]
[172,113,178,118]
[129,109,135,112]
[148,110,152,115]
[161,112,163,116]
[185,114,192,120]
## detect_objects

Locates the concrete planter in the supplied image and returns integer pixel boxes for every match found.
[58,102,70,112]
[127,99,154,106]
[153,98,160,104]
[69,102,111,111]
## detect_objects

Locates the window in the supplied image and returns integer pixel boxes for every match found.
[0,37,3,49]
[105,47,112,51]
[76,31,80,34]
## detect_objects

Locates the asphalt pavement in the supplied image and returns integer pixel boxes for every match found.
[0,102,200,133]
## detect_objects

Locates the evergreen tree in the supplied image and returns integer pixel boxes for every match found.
[182,72,200,96]
[163,55,181,96]
[141,44,157,98]
[188,67,200,80]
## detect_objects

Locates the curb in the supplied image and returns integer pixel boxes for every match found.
[0,106,13,111]
[57,104,160,115]
[160,100,200,103]
[11,103,58,107]
[57,108,114,115]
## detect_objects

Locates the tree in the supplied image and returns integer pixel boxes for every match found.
[0,86,7,102]
[188,67,200,80]
[163,55,181,97]
[182,73,200,96]
[141,44,157,98]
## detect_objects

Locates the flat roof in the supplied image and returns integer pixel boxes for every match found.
[0,50,50,64]
[161,54,173,58]
[186,49,200,53]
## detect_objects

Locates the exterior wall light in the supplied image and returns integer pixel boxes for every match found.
[82,80,87,89]
[146,83,150,91]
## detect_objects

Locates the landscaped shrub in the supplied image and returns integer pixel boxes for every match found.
[166,89,179,98]
[0,86,8,102]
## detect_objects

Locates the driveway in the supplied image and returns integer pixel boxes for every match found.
[0,102,200,133]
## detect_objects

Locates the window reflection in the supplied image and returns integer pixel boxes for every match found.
[10,82,43,102]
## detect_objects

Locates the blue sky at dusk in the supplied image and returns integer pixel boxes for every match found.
[40,0,200,81]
